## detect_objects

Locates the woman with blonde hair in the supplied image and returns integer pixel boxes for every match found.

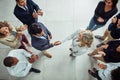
[60,29,93,57]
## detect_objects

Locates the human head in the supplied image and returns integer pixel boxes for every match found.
[0,21,12,38]
[104,0,118,8]
[3,57,17,67]
[16,0,27,6]
[78,30,93,47]
[111,67,120,80]
[29,23,44,36]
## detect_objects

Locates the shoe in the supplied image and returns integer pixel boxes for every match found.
[95,35,104,40]
[69,48,73,51]
[30,68,41,73]
[42,51,52,58]
[88,70,97,78]
[69,53,75,57]
[92,68,98,72]
[96,43,105,48]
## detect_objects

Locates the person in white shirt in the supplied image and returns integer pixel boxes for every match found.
[88,62,120,80]
[59,29,93,57]
[3,49,40,77]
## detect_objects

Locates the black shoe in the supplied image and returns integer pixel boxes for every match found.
[92,68,98,72]
[95,35,104,40]
[69,48,73,51]
[30,68,41,73]
[88,70,97,78]
[96,43,105,48]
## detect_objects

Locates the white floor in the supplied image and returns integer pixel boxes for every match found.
[0,0,120,80]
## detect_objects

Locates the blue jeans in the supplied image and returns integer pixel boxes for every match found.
[86,17,105,31]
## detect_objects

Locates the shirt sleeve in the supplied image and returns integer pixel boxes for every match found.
[30,0,40,11]
[19,49,32,58]
[61,29,81,43]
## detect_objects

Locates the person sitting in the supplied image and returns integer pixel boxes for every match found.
[3,49,40,77]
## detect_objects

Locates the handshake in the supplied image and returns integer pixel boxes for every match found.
[53,41,62,46]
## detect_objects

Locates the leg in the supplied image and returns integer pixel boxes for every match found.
[41,50,52,58]
[86,17,96,30]
[29,68,41,73]
[93,56,105,62]
[88,49,99,56]
[19,41,28,51]
[88,69,102,80]
[91,24,104,31]
[21,34,31,46]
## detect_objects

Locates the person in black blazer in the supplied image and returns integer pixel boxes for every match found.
[14,0,43,31]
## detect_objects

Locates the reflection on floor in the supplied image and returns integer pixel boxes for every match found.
[0,0,120,80]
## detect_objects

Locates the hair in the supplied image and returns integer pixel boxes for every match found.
[3,57,14,67]
[0,21,12,38]
[79,30,93,47]
[111,67,120,80]
[112,0,118,8]
[29,23,42,35]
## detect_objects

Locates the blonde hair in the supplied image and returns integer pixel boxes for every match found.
[79,30,93,47]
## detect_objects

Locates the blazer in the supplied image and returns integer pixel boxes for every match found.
[31,22,54,50]
[14,0,40,26]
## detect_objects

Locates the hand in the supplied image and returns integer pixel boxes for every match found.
[28,54,39,63]
[49,35,52,39]
[98,63,107,69]
[18,24,28,31]
[17,31,23,36]
[54,41,61,46]
[97,17,104,23]
[32,12,38,18]
[112,17,117,23]
[98,51,106,56]
[37,9,43,16]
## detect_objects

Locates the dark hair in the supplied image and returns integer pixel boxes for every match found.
[111,67,120,80]
[3,57,14,67]
[111,0,118,8]
[0,21,12,38]
[29,23,42,35]
[16,0,19,2]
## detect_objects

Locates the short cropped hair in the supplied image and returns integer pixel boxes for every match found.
[3,57,14,67]
[111,67,120,80]
[79,30,93,47]
[29,23,42,35]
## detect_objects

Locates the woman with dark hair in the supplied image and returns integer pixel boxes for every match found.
[86,0,118,31]
[0,21,31,52]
